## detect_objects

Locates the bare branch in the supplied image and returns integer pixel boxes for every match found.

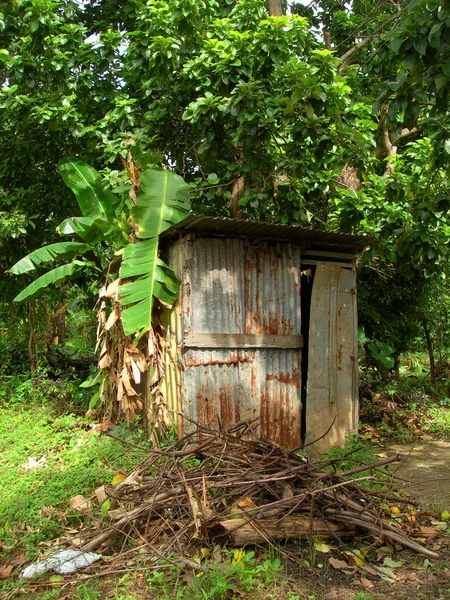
[339,11,402,67]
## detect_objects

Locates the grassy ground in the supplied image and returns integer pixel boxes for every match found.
[2,362,450,600]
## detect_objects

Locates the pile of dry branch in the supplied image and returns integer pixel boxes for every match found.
[79,419,439,566]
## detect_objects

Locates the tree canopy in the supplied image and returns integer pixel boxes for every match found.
[2,0,450,357]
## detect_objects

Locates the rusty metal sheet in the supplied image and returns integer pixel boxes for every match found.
[305,263,358,452]
[175,238,302,447]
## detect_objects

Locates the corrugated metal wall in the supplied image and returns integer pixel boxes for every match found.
[167,237,302,447]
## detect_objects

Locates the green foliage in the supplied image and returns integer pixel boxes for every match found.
[9,242,91,275]
[0,398,142,551]
[147,549,283,600]
[119,168,190,335]
[13,262,88,302]
[10,159,190,339]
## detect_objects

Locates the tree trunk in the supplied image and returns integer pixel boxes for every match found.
[54,301,66,346]
[422,318,436,383]
[209,516,354,545]
[268,0,283,16]
[27,301,38,378]
[229,176,244,219]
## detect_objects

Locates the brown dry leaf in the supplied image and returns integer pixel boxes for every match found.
[397,572,419,582]
[104,278,120,299]
[92,419,112,432]
[70,495,92,513]
[130,358,142,384]
[419,526,438,537]
[10,552,26,566]
[325,590,339,600]
[105,306,120,331]
[329,557,349,571]
[95,485,108,505]
[187,487,202,535]
[0,564,13,578]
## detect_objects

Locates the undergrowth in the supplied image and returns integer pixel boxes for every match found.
[0,401,146,555]
[359,353,450,440]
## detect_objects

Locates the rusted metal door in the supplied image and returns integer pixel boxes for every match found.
[305,263,358,451]
[180,237,302,447]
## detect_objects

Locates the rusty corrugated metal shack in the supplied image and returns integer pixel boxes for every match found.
[159,215,369,452]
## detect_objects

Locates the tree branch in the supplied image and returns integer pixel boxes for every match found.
[339,11,402,67]
[267,0,283,16]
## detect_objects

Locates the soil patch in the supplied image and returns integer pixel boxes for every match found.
[385,440,450,512]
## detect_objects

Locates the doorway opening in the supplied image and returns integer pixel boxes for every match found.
[300,264,316,444]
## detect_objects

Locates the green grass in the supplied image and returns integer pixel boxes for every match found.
[0,403,144,553]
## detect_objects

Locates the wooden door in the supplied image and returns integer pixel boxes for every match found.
[305,263,358,451]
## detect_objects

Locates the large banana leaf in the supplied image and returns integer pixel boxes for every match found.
[13,262,85,302]
[58,158,119,220]
[9,242,90,275]
[119,169,190,335]
[132,169,190,239]
[58,216,111,243]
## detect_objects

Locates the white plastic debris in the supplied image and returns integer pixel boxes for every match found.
[21,550,101,578]
[22,455,48,470]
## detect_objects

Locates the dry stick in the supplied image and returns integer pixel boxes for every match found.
[301,416,337,450]
[314,446,365,468]
[313,475,375,495]
[324,510,439,559]
[333,454,401,477]
[81,491,178,552]
[105,431,152,452]
[361,490,419,505]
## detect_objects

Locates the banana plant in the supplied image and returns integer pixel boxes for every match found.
[9,157,191,336]
[119,168,190,335]
[8,158,118,301]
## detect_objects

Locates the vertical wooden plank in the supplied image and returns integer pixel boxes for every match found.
[329,285,338,404]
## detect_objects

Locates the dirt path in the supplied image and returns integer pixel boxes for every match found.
[385,440,450,512]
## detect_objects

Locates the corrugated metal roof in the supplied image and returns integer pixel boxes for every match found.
[160,214,372,249]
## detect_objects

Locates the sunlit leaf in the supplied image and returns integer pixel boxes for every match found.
[8,242,90,275]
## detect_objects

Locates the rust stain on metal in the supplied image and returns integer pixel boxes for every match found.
[184,354,253,367]
[168,236,302,448]
[265,371,300,387]
[183,282,191,319]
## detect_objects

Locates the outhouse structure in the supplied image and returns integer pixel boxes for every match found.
[159,215,369,452]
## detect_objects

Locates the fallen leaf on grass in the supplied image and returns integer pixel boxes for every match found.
[10,553,26,566]
[92,419,112,432]
[111,473,127,486]
[314,540,332,553]
[69,495,92,513]
[0,564,13,578]
[397,572,419,582]
[325,590,339,600]
[328,557,355,575]
[383,557,404,568]
[329,558,349,571]
[419,526,438,537]
[95,485,107,504]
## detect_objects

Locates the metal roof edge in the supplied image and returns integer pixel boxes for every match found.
[160,214,373,249]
